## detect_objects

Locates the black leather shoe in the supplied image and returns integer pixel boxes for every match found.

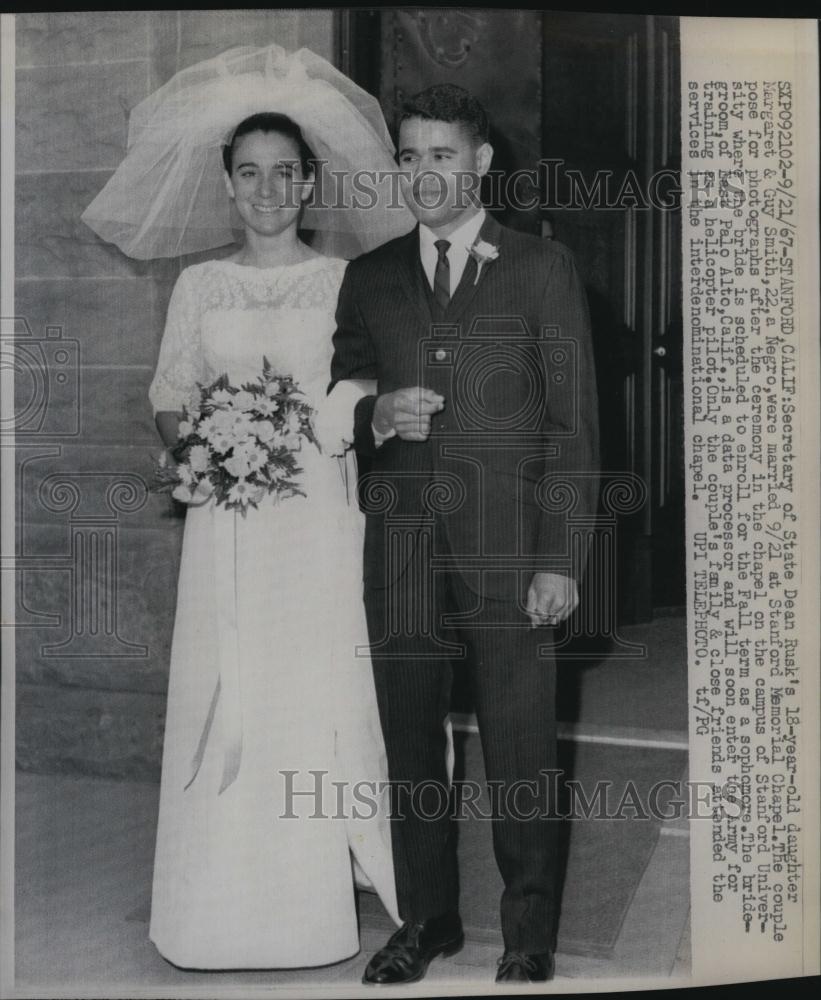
[495,950,555,983]
[362,911,464,985]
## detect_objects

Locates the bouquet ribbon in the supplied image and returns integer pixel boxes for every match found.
[185,505,244,794]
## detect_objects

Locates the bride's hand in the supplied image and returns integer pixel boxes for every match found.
[158,448,179,470]
[155,410,185,449]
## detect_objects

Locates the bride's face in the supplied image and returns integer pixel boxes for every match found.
[224,130,314,239]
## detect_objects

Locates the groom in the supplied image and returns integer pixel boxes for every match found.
[330,84,599,985]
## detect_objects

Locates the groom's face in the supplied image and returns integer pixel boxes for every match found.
[398,117,492,231]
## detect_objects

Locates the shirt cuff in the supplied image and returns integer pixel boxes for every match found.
[372,423,397,448]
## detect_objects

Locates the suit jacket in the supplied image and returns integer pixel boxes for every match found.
[330,213,599,600]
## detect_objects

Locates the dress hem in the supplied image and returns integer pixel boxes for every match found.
[149,935,362,972]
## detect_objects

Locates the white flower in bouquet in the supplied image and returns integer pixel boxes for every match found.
[196,414,214,437]
[237,443,266,472]
[188,444,210,473]
[255,398,279,417]
[228,481,266,506]
[208,409,237,434]
[223,453,252,479]
[207,408,253,441]
[203,411,251,451]
[254,419,276,444]
[199,417,221,441]
[173,478,214,505]
[178,419,194,438]
[177,463,195,486]
[250,446,266,469]
[229,413,256,439]
[211,388,233,407]
[213,434,235,454]
[232,389,256,412]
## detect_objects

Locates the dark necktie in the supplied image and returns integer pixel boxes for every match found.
[433,239,451,312]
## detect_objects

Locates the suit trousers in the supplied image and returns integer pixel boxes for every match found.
[364,520,560,953]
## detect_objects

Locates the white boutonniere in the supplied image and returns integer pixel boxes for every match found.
[467,239,500,284]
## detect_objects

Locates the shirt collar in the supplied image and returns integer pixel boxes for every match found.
[419,207,487,256]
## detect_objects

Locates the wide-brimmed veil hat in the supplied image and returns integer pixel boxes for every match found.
[81,44,414,260]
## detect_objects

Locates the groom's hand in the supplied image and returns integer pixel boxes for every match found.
[525,572,579,628]
[373,387,445,441]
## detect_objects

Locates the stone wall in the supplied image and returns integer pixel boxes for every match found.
[14,10,335,779]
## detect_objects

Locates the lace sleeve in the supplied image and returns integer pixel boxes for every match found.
[148,267,205,415]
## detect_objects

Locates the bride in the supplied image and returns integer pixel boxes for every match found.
[82,46,414,970]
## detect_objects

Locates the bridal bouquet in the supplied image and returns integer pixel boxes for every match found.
[151,357,317,513]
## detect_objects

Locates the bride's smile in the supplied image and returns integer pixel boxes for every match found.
[224,130,315,240]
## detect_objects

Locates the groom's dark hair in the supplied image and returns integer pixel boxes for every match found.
[399,84,490,145]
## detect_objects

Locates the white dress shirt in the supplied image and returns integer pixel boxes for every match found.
[373,208,487,447]
[419,208,487,295]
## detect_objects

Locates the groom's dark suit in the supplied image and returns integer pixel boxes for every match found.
[330,213,598,952]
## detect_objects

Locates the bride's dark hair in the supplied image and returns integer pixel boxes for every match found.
[222,113,316,174]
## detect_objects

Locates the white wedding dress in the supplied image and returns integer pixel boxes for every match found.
[147,256,398,969]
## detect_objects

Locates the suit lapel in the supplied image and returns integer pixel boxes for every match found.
[389,215,505,330]
[446,214,504,324]
[390,227,435,329]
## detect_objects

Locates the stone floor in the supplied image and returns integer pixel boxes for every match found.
[12,766,690,998]
[11,615,692,996]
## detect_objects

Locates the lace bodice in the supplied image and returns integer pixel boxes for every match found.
[148,256,349,415]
